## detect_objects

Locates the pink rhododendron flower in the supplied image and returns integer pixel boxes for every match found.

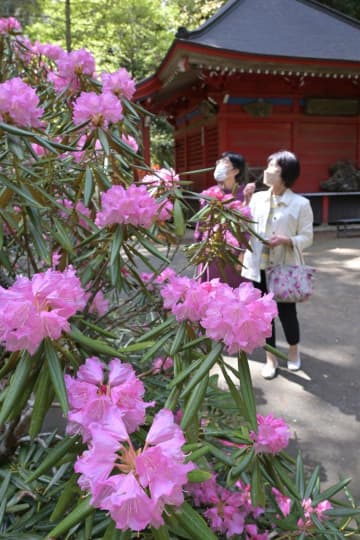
[157,198,173,221]
[49,48,95,93]
[0,267,86,354]
[200,281,277,354]
[142,168,180,188]
[74,408,194,531]
[188,475,265,538]
[152,356,173,374]
[95,184,158,228]
[0,77,44,128]
[298,498,332,530]
[33,41,65,61]
[101,68,136,100]
[245,524,270,540]
[154,267,177,284]
[271,487,292,516]
[0,17,22,34]
[87,290,109,316]
[65,357,152,440]
[73,91,123,128]
[121,133,138,152]
[250,414,291,454]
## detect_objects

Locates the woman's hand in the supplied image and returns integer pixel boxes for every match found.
[268,235,293,247]
[243,182,256,204]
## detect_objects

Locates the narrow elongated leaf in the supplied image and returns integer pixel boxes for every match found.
[181,342,223,398]
[84,167,93,207]
[251,460,265,507]
[29,362,55,438]
[230,449,255,479]
[187,469,212,483]
[26,436,80,482]
[49,474,80,522]
[180,375,209,430]
[296,452,305,497]
[44,339,69,414]
[97,128,110,155]
[46,495,93,538]
[304,464,320,499]
[312,478,352,505]
[53,217,75,254]
[0,352,32,426]
[136,317,174,343]
[169,321,187,356]
[173,502,218,540]
[110,225,124,266]
[237,351,257,430]
[168,357,202,388]
[135,233,170,263]
[173,198,185,236]
[151,526,170,540]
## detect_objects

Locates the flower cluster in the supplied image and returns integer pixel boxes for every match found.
[159,274,277,354]
[121,133,138,153]
[73,91,123,128]
[101,68,136,101]
[188,474,268,539]
[152,356,173,374]
[298,498,332,530]
[250,414,291,454]
[57,198,92,229]
[0,267,86,354]
[48,48,95,93]
[0,17,21,34]
[67,387,194,532]
[95,184,173,229]
[65,357,152,439]
[0,77,44,128]
[142,167,180,189]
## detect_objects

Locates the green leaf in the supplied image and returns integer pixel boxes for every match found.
[44,339,69,415]
[26,436,80,482]
[29,362,55,438]
[219,361,245,414]
[0,173,43,208]
[53,217,75,254]
[312,477,352,505]
[169,321,187,356]
[135,233,170,263]
[251,460,265,507]
[110,225,124,266]
[237,351,257,430]
[187,469,212,483]
[84,167,94,207]
[180,375,209,430]
[168,357,203,388]
[0,352,32,427]
[140,332,173,363]
[136,317,174,343]
[151,525,171,540]
[172,502,218,540]
[173,198,185,236]
[97,128,110,155]
[181,342,223,398]
[50,475,80,522]
[304,464,321,499]
[296,452,305,498]
[230,449,255,479]
[46,495,93,538]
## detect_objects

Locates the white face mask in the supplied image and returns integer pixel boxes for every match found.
[263,170,279,186]
[214,163,229,183]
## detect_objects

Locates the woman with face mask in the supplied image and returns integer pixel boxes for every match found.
[194,152,255,288]
[242,150,313,379]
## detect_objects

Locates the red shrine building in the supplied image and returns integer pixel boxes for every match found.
[135,0,360,224]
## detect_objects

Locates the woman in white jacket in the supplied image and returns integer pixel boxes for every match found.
[242,151,313,379]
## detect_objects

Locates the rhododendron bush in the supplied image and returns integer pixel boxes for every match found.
[0,19,359,540]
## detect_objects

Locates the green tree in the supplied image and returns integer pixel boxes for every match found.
[317,0,360,20]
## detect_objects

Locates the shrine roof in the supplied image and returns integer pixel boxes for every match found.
[176,0,360,62]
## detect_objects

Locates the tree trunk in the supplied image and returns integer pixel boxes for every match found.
[65,0,71,52]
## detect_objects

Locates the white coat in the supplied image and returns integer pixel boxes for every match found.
[242,188,314,283]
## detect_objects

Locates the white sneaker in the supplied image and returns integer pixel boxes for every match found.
[262,362,278,380]
[287,356,301,371]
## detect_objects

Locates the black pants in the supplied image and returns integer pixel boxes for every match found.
[254,270,300,348]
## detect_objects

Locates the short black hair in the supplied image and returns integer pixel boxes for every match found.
[267,150,300,188]
[220,151,246,183]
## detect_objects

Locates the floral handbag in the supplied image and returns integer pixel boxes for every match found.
[265,247,316,303]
